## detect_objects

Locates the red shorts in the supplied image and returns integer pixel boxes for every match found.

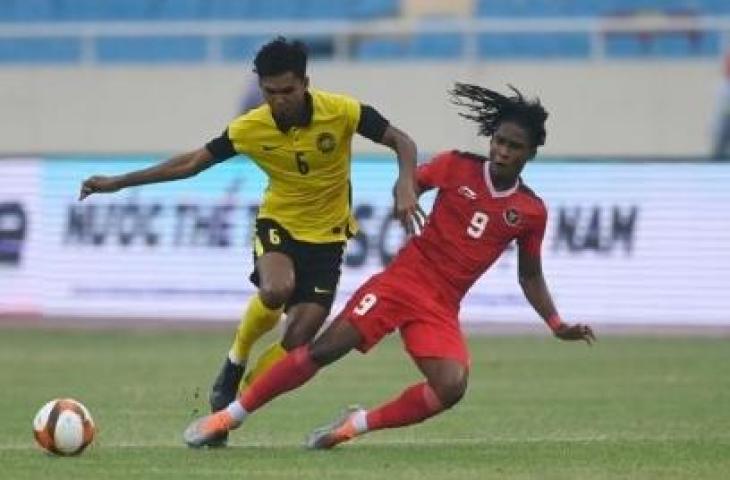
[336,272,470,366]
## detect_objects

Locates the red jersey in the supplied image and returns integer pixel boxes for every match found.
[387,150,547,309]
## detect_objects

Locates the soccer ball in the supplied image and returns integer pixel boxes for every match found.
[33,398,95,456]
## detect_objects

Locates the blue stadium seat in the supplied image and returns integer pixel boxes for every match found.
[597,0,631,16]
[529,0,568,17]
[222,35,269,61]
[478,33,590,59]
[476,0,730,18]
[100,0,151,20]
[477,0,600,18]
[0,0,725,64]
[2,0,728,23]
[696,31,720,55]
[355,38,408,60]
[612,0,727,16]
[476,0,524,17]
[150,0,203,20]
[656,32,718,57]
[96,36,207,63]
[303,0,349,20]
[703,0,730,14]
[298,36,335,58]
[205,0,255,20]
[652,33,693,57]
[51,0,99,21]
[411,34,464,59]
[0,37,80,63]
[0,1,10,21]
[478,35,514,58]
[567,1,602,17]
[249,0,302,20]
[54,0,151,21]
[356,34,463,60]
[347,0,399,19]
[0,0,54,22]
[605,34,646,57]
[556,32,591,57]
[605,31,719,58]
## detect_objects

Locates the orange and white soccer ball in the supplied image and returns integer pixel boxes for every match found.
[33,398,96,456]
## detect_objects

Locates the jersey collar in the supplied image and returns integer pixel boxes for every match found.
[484,161,520,198]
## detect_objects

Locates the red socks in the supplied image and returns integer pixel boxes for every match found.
[240,345,319,412]
[239,347,446,434]
[366,382,444,431]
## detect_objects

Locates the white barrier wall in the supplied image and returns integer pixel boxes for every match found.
[0,60,722,156]
[1,156,729,325]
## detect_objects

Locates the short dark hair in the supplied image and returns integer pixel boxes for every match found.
[253,36,308,79]
[449,83,548,147]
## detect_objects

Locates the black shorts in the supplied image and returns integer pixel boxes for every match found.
[250,218,345,311]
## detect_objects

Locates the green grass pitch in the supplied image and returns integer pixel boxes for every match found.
[0,327,728,479]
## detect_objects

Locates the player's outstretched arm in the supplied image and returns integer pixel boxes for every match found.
[79,147,217,201]
[379,125,426,235]
[517,249,596,345]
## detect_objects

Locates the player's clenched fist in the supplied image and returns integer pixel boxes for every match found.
[79,175,121,200]
[554,323,596,345]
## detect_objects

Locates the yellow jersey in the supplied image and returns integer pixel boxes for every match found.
[224,89,362,243]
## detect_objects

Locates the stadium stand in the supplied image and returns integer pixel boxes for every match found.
[477,32,590,59]
[475,0,730,17]
[0,0,399,21]
[0,0,727,63]
[355,33,465,60]
[96,36,207,63]
[0,36,79,63]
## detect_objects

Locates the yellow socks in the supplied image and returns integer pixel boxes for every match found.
[242,342,288,387]
[229,294,283,365]
[228,294,289,388]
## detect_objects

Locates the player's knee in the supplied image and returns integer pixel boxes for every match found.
[258,282,293,308]
[432,374,468,409]
[280,313,327,350]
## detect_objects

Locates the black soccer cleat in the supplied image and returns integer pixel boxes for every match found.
[207,357,245,447]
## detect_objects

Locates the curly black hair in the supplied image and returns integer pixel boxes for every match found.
[449,83,548,147]
[254,36,308,79]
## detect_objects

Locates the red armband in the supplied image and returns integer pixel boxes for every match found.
[547,314,564,332]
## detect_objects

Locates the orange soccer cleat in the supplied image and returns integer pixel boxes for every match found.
[183,410,240,448]
[305,406,366,450]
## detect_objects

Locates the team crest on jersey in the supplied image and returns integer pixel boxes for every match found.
[503,208,521,226]
[458,186,477,200]
[316,132,336,153]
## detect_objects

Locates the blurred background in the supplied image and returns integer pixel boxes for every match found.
[2,0,730,328]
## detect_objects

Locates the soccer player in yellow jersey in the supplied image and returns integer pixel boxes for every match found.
[78,37,423,445]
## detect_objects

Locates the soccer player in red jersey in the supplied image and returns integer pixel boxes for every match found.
[184,83,596,449]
